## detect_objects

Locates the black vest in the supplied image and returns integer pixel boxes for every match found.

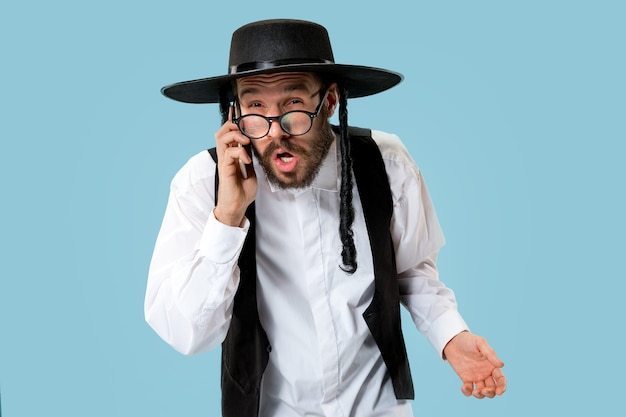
[209,127,414,417]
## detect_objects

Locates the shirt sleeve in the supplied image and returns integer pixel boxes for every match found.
[144,151,248,355]
[373,130,469,358]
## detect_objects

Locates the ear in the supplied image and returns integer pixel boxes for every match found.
[325,83,339,118]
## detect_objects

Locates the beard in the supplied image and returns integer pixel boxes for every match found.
[252,114,336,189]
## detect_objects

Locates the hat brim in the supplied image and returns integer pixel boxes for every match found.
[161,63,403,104]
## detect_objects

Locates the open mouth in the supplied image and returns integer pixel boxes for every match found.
[274,151,299,172]
[278,152,294,163]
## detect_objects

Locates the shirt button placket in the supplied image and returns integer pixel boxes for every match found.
[299,191,341,412]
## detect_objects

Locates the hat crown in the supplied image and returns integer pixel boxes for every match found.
[228,19,335,73]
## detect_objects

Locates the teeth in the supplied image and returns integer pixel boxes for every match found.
[280,156,293,163]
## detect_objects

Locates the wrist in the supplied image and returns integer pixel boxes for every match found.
[213,207,245,227]
[443,330,469,360]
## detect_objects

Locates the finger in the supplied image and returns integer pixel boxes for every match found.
[482,377,496,399]
[215,119,248,151]
[216,129,246,151]
[461,381,473,397]
[222,145,252,169]
[477,339,504,368]
[473,381,486,399]
[493,367,507,395]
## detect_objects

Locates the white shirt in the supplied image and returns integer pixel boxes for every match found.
[144,130,469,417]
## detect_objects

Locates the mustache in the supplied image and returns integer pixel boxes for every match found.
[263,138,307,156]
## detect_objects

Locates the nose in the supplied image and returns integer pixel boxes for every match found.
[267,115,288,139]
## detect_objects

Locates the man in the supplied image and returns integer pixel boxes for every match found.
[145,19,506,417]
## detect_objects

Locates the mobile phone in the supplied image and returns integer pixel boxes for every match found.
[238,143,249,179]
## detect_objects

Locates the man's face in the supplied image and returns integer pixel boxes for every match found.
[235,72,338,189]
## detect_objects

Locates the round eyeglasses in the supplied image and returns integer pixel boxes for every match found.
[232,89,328,140]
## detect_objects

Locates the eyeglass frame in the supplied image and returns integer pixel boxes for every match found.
[231,88,329,140]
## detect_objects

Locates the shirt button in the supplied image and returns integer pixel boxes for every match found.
[266,344,272,353]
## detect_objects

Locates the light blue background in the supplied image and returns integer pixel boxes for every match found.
[1,0,624,415]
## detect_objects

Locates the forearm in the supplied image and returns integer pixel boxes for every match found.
[398,257,469,358]
[384,140,469,358]
[145,208,248,355]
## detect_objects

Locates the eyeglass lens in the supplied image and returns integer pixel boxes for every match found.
[238,112,313,139]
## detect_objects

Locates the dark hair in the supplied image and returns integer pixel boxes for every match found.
[337,83,357,274]
[219,85,231,124]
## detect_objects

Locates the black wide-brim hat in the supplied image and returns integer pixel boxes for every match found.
[161,19,403,103]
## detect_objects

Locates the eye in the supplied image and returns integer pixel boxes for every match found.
[285,98,305,109]
[239,101,265,114]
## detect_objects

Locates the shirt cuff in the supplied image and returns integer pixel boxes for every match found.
[424,310,470,359]
[198,209,250,263]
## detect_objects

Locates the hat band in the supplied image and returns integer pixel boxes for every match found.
[230,58,334,74]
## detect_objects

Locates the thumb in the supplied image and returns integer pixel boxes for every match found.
[478,339,504,368]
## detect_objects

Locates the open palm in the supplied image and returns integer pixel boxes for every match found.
[443,331,507,399]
